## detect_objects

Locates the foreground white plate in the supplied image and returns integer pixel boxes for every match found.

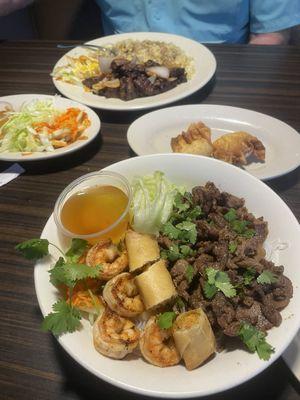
[127,105,300,180]
[34,154,300,398]
[52,32,216,111]
[0,94,101,161]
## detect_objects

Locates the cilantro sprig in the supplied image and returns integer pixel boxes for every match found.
[257,270,278,285]
[161,221,197,245]
[243,267,256,286]
[239,322,275,360]
[16,237,102,336]
[161,243,196,262]
[15,239,50,260]
[223,208,256,238]
[41,300,81,336]
[185,264,195,284]
[157,312,176,329]
[204,267,236,299]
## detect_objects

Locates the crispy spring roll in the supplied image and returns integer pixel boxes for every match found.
[172,309,216,370]
[125,230,160,273]
[135,259,177,310]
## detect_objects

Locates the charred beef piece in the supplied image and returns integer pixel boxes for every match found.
[192,182,222,214]
[211,292,239,336]
[82,75,103,89]
[170,259,194,301]
[236,302,273,332]
[193,253,214,275]
[196,220,219,241]
[157,235,174,249]
[169,67,187,83]
[252,218,268,242]
[220,192,245,209]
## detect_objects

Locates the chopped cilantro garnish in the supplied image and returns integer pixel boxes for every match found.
[231,219,249,234]
[180,245,196,257]
[257,270,278,285]
[185,264,195,284]
[204,267,236,299]
[157,312,176,329]
[161,221,181,240]
[203,282,218,299]
[175,297,186,312]
[239,322,275,360]
[49,260,102,288]
[224,208,237,222]
[65,238,89,263]
[16,238,49,260]
[243,268,256,285]
[161,244,182,262]
[41,299,81,336]
[174,193,190,213]
[241,229,256,238]
[228,242,237,253]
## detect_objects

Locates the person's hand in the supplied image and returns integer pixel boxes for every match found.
[0,0,33,16]
[249,30,291,45]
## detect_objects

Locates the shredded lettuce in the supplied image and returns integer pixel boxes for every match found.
[0,99,60,153]
[131,171,184,235]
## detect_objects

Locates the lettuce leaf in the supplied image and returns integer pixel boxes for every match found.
[131,171,184,235]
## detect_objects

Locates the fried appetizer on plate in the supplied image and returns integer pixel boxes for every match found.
[171,122,213,156]
[212,131,265,165]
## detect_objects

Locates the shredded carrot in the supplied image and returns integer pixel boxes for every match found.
[32,107,91,144]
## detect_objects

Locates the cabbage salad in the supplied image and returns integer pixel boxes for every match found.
[0,99,90,153]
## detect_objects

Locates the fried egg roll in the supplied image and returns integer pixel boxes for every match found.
[135,259,177,310]
[125,230,160,273]
[172,309,216,370]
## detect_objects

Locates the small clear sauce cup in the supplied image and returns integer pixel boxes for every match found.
[54,171,132,243]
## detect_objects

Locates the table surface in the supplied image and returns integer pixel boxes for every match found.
[0,41,299,400]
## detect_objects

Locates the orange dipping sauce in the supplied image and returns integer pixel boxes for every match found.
[60,185,129,242]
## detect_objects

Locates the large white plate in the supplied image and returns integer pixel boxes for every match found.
[0,94,101,162]
[34,154,300,398]
[52,32,216,111]
[127,105,300,180]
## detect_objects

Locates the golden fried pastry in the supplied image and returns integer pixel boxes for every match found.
[212,131,265,165]
[171,122,214,156]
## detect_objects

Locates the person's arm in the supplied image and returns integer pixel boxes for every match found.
[0,0,33,16]
[249,29,291,45]
[249,0,300,45]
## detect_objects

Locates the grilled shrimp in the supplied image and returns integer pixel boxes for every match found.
[86,239,128,280]
[93,307,140,359]
[103,272,144,317]
[140,316,181,367]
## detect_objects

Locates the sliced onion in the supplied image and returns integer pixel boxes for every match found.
[146,66,170,79]
[98,56,114,73]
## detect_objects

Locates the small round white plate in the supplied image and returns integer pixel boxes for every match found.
[52,32,216,111]
[127,104,300,180]
[34,154,300,398]
[0,94,101,162]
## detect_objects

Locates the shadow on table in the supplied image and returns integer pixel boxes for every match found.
[266,166,300,194]
[0,133,103,175]
[96,74,216,125]
[50,335,299,400]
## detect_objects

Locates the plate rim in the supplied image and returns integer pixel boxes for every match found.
[126,104,300,180]
[52,32,217,111]
[0,93,101,162]
[34,153,300,398]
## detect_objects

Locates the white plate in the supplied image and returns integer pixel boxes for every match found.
[52,32,216,111]
[0,94,101,161]
[127,105,300,180]
[34,154,300,398]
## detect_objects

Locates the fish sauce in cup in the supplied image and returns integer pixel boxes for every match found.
[54,171,132,243]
